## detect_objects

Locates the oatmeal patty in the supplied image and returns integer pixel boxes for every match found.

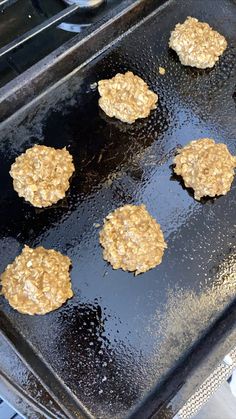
[98,71,158,124]
[169,17,227,69]
[99,204,167,275]
[1,246,73,315]
[174,138,236,200]
[10,145,75,208]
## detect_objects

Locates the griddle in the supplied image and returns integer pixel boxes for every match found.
[0,0,236,418]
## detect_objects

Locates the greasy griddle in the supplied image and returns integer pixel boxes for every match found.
[0,0,236,417]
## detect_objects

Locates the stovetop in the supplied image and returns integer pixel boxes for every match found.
[0,0,120,88]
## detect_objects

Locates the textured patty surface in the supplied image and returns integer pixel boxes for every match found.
[1,246,73,315]
[174,138,236,200]
[10,145,75,208]
[99,204,167,275]
[169,17,227,68]
[98,71,158,123]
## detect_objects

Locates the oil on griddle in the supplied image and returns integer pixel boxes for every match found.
[0,0,236,418]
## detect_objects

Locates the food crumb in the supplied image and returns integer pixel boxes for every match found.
[93,223,101,228]
[159,66,166,75]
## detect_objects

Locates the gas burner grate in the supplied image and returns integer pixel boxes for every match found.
[0,1,81,59]
[0,0,119,88]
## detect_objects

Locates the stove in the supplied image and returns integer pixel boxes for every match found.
[0,0,120,88]
[1,1,236,418]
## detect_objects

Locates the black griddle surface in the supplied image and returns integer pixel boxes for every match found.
[0,0,236,418]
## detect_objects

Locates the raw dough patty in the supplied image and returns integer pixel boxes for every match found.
[1,245,73,315]
[10,145,75,208]
[169,17,227,69]
[173,138,236,200]
[99,204,167,275]
[98,71,158,124]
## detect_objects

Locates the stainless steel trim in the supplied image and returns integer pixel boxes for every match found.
[176,347,236,419]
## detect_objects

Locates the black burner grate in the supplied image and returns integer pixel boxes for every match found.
[0,0,120,88]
